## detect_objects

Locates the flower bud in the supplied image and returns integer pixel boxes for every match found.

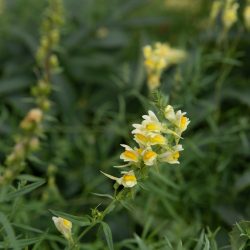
[52,216,72,240]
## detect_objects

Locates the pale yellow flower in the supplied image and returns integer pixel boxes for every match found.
[222,0,239,30]
[132,111,163,135]
[164,105,190,134]
[52,216,72,240]
[101,170,137,188]
[159,144,183,164]
[164,105,176,122]
[175,111,190,134]
[120,144,140,163]
[142,149,157,166]
[143,43,186,91]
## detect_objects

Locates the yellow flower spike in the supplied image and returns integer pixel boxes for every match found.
[101,170,137,188]
[52,216,72,241]
[142,149,157,166]
[120,144,140,163]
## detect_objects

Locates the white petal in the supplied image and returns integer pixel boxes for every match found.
[100,171,118,181]
[113,163,131,168]
[120,144,133,151]
[148,110,159,121]
[174,144,183,151]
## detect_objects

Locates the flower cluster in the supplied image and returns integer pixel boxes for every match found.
[143,42,186,91]
[102,105,190,189]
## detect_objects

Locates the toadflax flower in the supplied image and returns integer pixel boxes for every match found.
[120,144,141,163]
[164,105,190,135]
[132,110,163,135]
[102,105,189,192]
[159,144,183,164]
[52,216,72,240]
[142,148,158,166]
[101,170,137,188]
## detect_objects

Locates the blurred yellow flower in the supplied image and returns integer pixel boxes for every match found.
[52,216,72,240]
[103,106,189,191]
[143,43,186,90]
[222,0,239,30]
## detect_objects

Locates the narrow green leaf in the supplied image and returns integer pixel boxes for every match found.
[194,230,205,250]
[230,221,250,250]
[0,212,19,250]
[101,222,114,250]
[91,192,114,200]
[134,234,149,250]
[3,179,46,202]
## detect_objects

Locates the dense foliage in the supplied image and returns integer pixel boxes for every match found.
[0,0,249,249]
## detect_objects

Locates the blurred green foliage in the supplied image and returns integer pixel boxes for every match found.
[0,0,250,249]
